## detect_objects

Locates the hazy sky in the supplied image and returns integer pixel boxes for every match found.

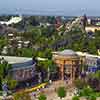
[0,0,100,16]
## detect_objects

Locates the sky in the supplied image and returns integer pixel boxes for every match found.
[0,0,100,16]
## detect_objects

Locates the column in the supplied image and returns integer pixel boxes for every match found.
[61,63,64,80]
[71,60,73,84]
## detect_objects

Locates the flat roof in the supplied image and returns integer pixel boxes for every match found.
[0,56,32,64]
[76,52,100,58]
[53,49,77,56]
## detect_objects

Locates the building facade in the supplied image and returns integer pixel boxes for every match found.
[11,60,36,81]
[85,26,100,32]
[76,52,100,72]
[52,50,82,84]
[0,56,36,81]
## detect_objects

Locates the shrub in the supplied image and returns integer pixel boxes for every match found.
[38,94,47,100]
[57,87,66,99]
[88,95,96,100]
[72,96,80,100]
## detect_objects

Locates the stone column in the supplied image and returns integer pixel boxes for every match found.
[61,64,64,80]
[70,60,73,84]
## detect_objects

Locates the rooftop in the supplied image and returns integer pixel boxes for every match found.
[0,56,35,70]
[76,51,100,58]
[60,50,77,56]
[0,56,32,64]
[53,49,78,57]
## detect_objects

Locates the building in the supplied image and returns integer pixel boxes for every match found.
[0,56,36,81]
[0,16,22,25]
[76,52,100,72]
[82,14,87,30]
[85,26,100,32]
[52,49,82,84]
[91,18,100,26]
[87,18,92,25]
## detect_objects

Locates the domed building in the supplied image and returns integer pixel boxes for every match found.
[52,49,82,84]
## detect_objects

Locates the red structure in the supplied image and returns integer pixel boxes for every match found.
[55,16,62,29]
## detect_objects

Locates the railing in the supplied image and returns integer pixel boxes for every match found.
[17,82,48,93]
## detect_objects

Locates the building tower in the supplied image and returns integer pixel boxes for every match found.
[82,14,87,30]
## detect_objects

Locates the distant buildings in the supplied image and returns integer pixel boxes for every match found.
[85,26,100,32]
[0,16,22,25]
[55,16,62,29]
[2,32,31,55]
[86,17,100,32]
[90,18,100,26]
[81,14,87,30]
[52,49,82,84]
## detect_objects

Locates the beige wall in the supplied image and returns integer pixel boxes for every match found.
[53,54,81,81]
[85,26,100,32]
[80,97,100,100]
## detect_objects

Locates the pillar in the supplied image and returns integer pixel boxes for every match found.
[61,64,64,80]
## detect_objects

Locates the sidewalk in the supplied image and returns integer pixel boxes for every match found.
[0,96,14,100]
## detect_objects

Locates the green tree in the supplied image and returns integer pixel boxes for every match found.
[7,79,17,90]
[89,95,96,100]
[38,94,47,100]
[0,60,12,90]
[79,87,94,97]
[37,60,57,81]
[74,79,87,89]
[57,87,66,99]
[44,48,52,59]
[0,78,2,90]
[88,71,100,91]
[72,96,80,100]
[14,92,31,100]
[38,51,45,58]
[29,16,39,26]
[94,71,100,79]
[0,37,8,51]
[20,48,33,57]
[0,59,18,92]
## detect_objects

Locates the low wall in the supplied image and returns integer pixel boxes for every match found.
[80,97,100,100]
